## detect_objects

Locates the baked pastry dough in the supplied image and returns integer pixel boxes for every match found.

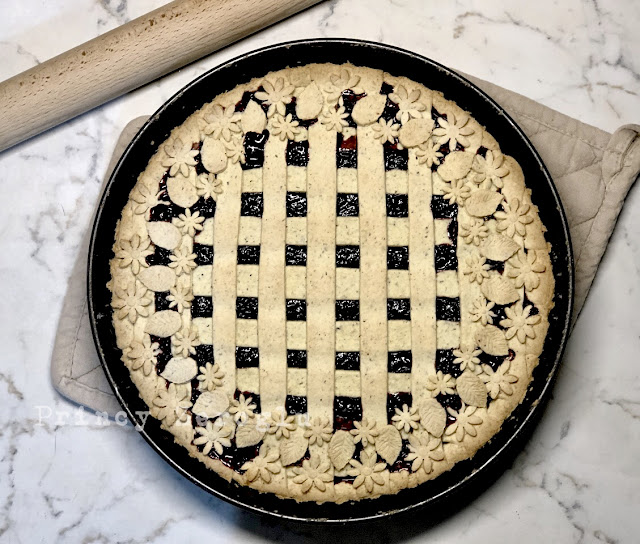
[109,63,554,502]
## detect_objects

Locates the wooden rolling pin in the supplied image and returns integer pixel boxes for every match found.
[0,0,322,152]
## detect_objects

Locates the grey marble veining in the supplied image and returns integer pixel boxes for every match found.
[0,0,639,542]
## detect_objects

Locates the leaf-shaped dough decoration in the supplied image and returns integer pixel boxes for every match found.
[375,425,403,464]
[398,118,434,148]
[192,390,229,419]
[235,421,266,448]
[456,371,488,408]
[166,173,199,208]
[481,274,520,305]
[418,399,447,437]
[466,190,503,217]
[146,221,182,250]
[144,310,182,337]
[481,234,520,261]
[160,357,198,384]
[329,430,356,470]
[242,100,267,133]
[295,82,323,120]
[138,265,176,292]
[351,93,387,126]
[437,151,475,181]
[476,325,509,356]
[279,429,309,466]
[200,138,228,175]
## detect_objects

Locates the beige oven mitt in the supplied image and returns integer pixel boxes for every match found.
[51,75,640,417]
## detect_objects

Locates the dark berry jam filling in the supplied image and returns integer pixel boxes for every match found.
[337,192,359,217]
[435,348,463,378]
[335,299,360,321]
[386,193,409,217]
[387,392,412,424]
[379,96,400,123]
[431,195,458,219]
[286,395,308,415]
[151,335,172,374]
[154,291,174,312]
[334,396,363,431]
[337,133,357,168]
[286,191,307,217]
[193,243,213,266]
[387,298,411,320]
[387,246,409,270]
[336,245,360,268]
[286,299,307,321]
[286,140,309,167]
[190,196,216,219]
[145,246,172,267]
[388,439,413,473]
[193,344,213,366]
[235,346,259,368]
[237,245,260,265]
[435,297,461,322]
[434,244,458,271]
[287,349,308,368]
[335,351,360,371]
[191,296,213,319]
[240,192,264,217]
[436,393,462,425]
[485,259,505,273]
[285,245,307,266]
[383,141,408,171]
[388,351,412,373]
[241,130,269,170]
[236,296,258,319]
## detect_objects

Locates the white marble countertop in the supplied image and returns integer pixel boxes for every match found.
[1,0,639,542]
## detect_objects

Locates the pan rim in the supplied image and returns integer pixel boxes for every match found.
[88,38,574,523]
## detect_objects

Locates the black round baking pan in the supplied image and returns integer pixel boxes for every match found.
[88,39,574,524]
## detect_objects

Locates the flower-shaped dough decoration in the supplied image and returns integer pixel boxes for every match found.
[481,362,518,399]
[389,85,426,124]
[111,283,153,323]
[347,451,386,493]
[445,404,483,442]
[172,327,200,358]
[406,433,445,474]
[162,137,198,177]
[372,118,400,144]
[255,77,295,118]
[127,335,160,376]
[432,112,475,151]
[470,298,496,326]
[241,444,281,483]
[462,253,490,284]
[194,418,233,455]
[508,249,546,291]
[115,235,152,274]
[472,149,509,189]
[271,113,302,141]
[453,347,482,374]
[500,302,541,342]
[195,172,223,200]
[291,454,333,493]
[153,383,192,427]
[320,97,350,133]
[426,371,456,397]
[196,362,225,392]
[495,198,533,238]
[350,418,378,447]
[202,105,242,142]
